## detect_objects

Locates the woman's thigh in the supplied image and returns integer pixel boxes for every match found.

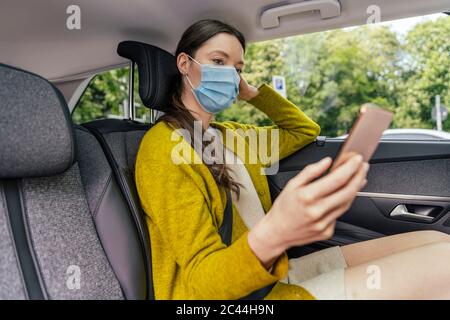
[341,230,450,267]
[344,241,450,299]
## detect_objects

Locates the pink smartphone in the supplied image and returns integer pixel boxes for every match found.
[330,104,393,171]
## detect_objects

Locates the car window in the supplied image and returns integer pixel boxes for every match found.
[215,13,449,140]
[73,13,449,141]
[72,64,149,124]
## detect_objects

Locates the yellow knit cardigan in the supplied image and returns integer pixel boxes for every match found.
[135,83,321,300]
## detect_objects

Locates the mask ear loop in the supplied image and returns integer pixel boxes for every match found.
[183,55,209,113]
[184,54,201,90]
[184,72,196,90]
[187,54,201,66]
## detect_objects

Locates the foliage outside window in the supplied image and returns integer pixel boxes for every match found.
[72,65,149,124]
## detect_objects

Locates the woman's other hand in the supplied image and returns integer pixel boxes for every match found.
[248,153,369,269]
[237,74,259,101]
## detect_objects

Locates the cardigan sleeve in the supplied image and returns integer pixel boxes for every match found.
[135,137,290,299]
[214,83,321,164]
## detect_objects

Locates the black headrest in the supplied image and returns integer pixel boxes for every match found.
[0,64,75,178]
[117,41,178,111]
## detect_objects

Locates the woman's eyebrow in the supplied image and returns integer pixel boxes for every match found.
[208,50,244,65]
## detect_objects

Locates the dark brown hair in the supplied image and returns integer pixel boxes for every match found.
[157,19,246,197]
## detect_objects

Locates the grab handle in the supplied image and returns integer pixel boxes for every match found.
[261,0,341,29]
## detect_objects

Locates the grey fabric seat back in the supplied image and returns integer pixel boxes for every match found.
[0,167,124,300]
[12,165,124,299]
[0,63,127,299]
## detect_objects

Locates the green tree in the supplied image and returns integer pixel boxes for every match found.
[220,25,404,136]
[281,26,401,136]
[395,17,450,130]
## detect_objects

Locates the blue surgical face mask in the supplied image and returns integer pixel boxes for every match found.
[185,55,241,114]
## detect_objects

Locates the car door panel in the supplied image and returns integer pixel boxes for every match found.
[268,138,450,256]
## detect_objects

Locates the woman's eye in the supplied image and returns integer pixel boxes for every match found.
[211,58,242,73]
[212,59,224,65]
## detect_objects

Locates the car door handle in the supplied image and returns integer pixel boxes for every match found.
[390,204,435,222]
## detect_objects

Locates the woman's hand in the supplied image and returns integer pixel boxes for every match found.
[248,153,369,269]
[237,74,259,101]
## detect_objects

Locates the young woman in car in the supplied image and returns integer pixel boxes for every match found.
[135,19,450,300]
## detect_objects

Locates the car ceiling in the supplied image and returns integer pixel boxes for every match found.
[0,0,449,82]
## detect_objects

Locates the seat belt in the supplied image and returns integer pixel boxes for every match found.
[218,190,276,300]
[218,190,233,247]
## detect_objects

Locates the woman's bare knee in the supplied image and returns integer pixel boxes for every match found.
[345,241,450,299]
[424,241,450,257]
[414,230,450,244]
[341,230,450,268]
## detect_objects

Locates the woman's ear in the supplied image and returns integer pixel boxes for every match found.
[177,52,190,76]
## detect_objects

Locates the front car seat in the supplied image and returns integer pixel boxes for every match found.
[0,63,148,299]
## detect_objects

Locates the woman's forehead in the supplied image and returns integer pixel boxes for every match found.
[205,49,245,65]
[198,33,244,62]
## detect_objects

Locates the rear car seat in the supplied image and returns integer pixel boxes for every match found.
[0,63,149,299]
[80,118,154,300]
[75,125,151,299]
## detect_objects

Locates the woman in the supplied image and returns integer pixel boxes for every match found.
[135,19,450,300]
